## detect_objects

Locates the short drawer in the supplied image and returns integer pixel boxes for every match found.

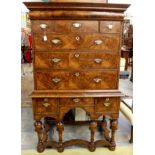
[33,98,59,114]
[95,97,120,113]
[33,33,120,51]
[32,20,98,33]
[32,20,55,33]
[55,20,98,33]
[35,52,69,69]
[100,21,121,33]
[35,70,117,90]
[60,98,94,107]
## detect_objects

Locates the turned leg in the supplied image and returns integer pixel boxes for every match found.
[34,120,46,153]
[56,122,64,152]
[102,116,110,141]
[89,121,97,152]
[109,119,118,151]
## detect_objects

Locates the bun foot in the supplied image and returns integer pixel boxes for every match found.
[108,146,116,151]
[88,144,96,152]
[57,146,64,153]
[37,144,45,153]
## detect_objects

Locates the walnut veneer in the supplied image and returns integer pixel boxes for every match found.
[24,1,129,153]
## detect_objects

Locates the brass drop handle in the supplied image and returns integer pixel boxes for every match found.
[40,24,48,42]
[50,58,61,63]
[40,24,48,29]
[74,72,80,77]
[43,35,47,42]
[43,102,50,108]
[51,39,61,45]
[107,24,113,30]
[104,102,111,107]
[103,98,111,107]
[72,22,81,28]
[94,40,103,45]
[94,58,102,64]
[43,98,50,107]
[74,53,80,58]
[93,78,102,83]
[73,98,80,103]
[52,77,61,84]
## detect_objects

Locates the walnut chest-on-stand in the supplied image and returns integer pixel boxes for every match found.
[24,1,129,153]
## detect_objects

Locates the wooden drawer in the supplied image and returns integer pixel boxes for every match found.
[35,52,69,69]
[55,20,98,33]
[35,70,117,90]
[32,20,55,33]
[60,98,94,107]
[33,98,59,114]
[69,52,118,69]
[35,51,118,69]
[95,97,120,113]
[34,34,120,51]
[32,20,98,33]
[100,21,121,33]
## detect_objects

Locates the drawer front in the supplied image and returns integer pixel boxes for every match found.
[32,20,98,33]
[35,71,69,90]
[60,98,94,107]
[55,20,98,33]
[34,98,59,114]
[34,34,120,51]
[69,52,118,69]
[35,52,69,69]
[35,52,118,69]
[95,97,120,113]
[35,70,117,90]
[32,20,55,33]
[100,21,121,33]
[70,70,117,89]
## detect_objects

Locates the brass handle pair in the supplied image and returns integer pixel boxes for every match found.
[103,98,111,107]
[40,24,48,42]
[42,98,50,108]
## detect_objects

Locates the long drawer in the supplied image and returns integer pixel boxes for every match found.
[34,52,119,69]
[35,70,117,90]
[33,33,120,51]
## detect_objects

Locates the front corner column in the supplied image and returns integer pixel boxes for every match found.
[109,118,118,151]
[34,120,46,153]
[56,121,64,152]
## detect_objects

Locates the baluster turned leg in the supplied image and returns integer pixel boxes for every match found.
[89,121,97,152]
[34,120,45,153]
[109,119,118,151]
[56,122,64,152]
[102,116,110,141]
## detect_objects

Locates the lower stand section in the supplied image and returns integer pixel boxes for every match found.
[34,116,118,153]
